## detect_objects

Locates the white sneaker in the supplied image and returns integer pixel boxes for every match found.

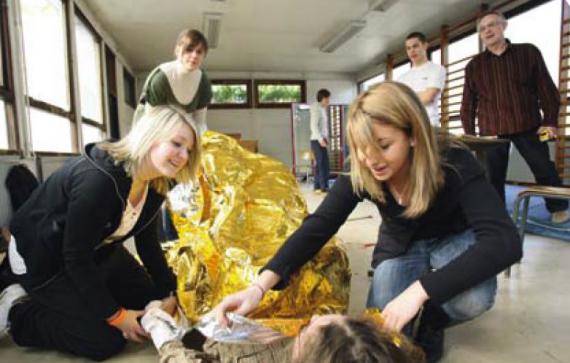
[0,284,27,339]
[551,210,569,224]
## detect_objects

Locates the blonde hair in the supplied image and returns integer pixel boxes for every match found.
[99,106,201,195]
[347,81,444,218]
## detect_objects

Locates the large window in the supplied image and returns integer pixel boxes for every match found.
[210,80,252,109]
[29,108,73,152]
[392,62,411,80]
[360,73,385,92]
[254,80,306,108]
[506,0,561,81]
[0,1,14,151]
[20,0,69,110]
[75,12,105,145]
[20,0,74,152]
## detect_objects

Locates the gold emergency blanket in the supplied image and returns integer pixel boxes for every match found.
[165,131,351,328]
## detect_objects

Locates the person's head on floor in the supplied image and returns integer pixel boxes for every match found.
[174,28,208,71]
[347,81,444,217]
[477,10,507,49]
[99,106,201,194]
[292,314,424,363]
[317,88,331,107]
[404,32,429,66]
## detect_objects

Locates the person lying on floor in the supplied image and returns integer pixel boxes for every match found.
[141,298,425,363]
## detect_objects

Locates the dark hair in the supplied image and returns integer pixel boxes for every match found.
[477,10,506,25]
[295,318,425,363]
[174,29,208,56]
[317,89,331,102]
[405,32,427,43]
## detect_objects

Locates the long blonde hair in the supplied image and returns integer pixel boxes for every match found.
[347,81,444,218]
[99,106,201,195]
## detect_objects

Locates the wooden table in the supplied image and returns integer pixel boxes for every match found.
[458,135,510,176]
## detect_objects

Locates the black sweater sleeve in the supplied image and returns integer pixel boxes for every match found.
[263,175,361,289]
[62,170,122,320]
[420,151,522,304]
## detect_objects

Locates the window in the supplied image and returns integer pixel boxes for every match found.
[506,0,561,81]
[82,123,105,145]
[430,47,441,65]
[210,80,252,109]
[75,12,103,124]
[360,73,385,92]
[29,108,73,152]
[0,1,15,151]
[254,80,306,108]
[123,69,136,108]
[20,0,75,153]
[20,0,70,110]
[0,100,8,149]
[392,62,411,80]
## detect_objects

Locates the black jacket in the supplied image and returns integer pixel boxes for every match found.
[10,144,176,319]
[264,146,521,304]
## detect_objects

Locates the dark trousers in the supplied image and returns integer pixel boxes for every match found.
[9,245,162,361]
[311,140,330,191]
[486,128,568,213]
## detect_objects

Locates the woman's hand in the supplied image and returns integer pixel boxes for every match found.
[382,281,429,332]
[213,286,264,327]
[115,309,149,343]
[160,296,178,317]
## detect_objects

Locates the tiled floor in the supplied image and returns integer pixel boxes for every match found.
[1,183,569,362]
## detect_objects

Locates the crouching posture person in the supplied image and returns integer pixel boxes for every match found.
[214,82,522,362]
[0,106,200,360]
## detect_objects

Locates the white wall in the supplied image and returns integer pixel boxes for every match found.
[207,72,356,167]
[74,0,136,138]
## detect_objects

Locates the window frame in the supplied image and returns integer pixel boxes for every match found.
[74,8,106,134]
[123,68,136,109]
[209,79,252,109]
[253,79,306,109]
[0,0,18,153]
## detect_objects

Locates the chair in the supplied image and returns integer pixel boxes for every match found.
[506,185,570,277]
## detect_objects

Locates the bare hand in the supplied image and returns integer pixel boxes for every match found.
[213,286,263,327]
[537,126,557,140]
[116,309,149,343]
[319,139,328,148]
[382,281,429,332]
[160,296,178,317]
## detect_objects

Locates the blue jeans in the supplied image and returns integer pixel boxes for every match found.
[311,140,330,191]
[367,229,497,336]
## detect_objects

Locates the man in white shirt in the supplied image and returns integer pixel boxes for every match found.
[398,32,446,126]
[310,89,331,193]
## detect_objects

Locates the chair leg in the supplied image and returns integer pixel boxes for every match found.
[506,195,525,278]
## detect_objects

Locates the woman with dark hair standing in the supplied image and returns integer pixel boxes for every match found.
[137,29,212,136]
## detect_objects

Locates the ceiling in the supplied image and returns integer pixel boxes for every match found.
[82,0,501,75]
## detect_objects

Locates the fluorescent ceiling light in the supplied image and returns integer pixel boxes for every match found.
[203,12,223,49]
[368,0,399,12]
[319,20,366,53]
